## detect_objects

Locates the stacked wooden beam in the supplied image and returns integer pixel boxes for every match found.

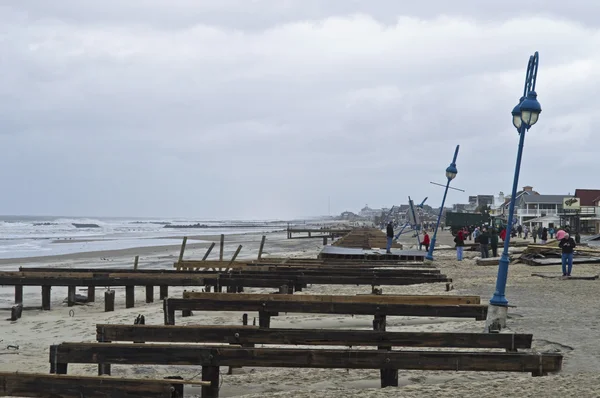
[332,228,403,250]
[519,242,600,266]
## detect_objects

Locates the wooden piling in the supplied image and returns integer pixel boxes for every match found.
[242,313,248,326]
[323,236,328,245]
[201,366,220,398]
[219,234,224,261]
[67,286,76,307]
[105,290,115,312]
[41,285,51,311]
[87,286,95,302]
[229,245,242,265]
[373,314,398,388]
[133,255,139,271]
[125,286,135,308]
[15,285,23,305]
[258,311,271,328]
[257,235,266,261]
[159,285,168,300]
[10,304,22,321]
[146,285,154,303]
[178,237,188,263]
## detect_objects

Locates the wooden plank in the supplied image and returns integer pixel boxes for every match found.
[164,297,487,324]
[0,372,207,398]
[49,343,562,375]
[133,255,139,270]
[185,269,442,276]
[96,324,531,350]
[182,292,480,305]
[531,273,599,280]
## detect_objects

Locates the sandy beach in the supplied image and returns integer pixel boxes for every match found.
[2,229,600,397]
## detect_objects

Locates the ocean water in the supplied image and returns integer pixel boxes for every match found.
[0,216,287,259]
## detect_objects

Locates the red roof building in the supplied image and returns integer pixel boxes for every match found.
[574,189,600,206]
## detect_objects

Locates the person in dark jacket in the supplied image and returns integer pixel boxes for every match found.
[559,233,576,276]
[478,228,490,258]
[454,230,465,261]
[386,222,394,254]
[490,228,499,257]
[541,227,548,244]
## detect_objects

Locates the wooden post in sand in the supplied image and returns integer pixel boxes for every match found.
[41,286,51,310]
[159,285,168,299]
[257,235,266,261]
[14,285,23,305]
[229,245,242,265]
[202,242,215,261]
[219,234,225,261]
[133,255,139,271]
[125,286,135,308]
[104,290,115,312]
[373,314,398,387]
[67,286,76,307]
[145,285,154,303]
[178,237,188,263]
[87,286,95,302]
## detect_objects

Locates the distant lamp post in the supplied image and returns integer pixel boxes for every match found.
[487,52,541,331]
[425,145,459,261]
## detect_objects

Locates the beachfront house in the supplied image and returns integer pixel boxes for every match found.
[572,189,600,234]
[516,194,565,228]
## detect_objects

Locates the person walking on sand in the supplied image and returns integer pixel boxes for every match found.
[490,228,499,257]
[478,228,490,258]
[533,228,537,244]
[559,233,576,276]
[500,227,507,242]
[549,227,555,239]
[454,230,465,261]
[541,227,548,244]
[421,231,430,252]
[386,221,394,254]
[517,225,523,238]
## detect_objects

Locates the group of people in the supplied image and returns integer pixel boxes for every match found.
[453,224,577,276]
[453,226,499,260]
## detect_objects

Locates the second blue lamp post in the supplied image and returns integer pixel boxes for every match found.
[425,145,459,261]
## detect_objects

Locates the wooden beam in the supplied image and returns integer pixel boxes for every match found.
[133,255,139,270]
[178,237,188,263]
[96,324,532,350]
[0,272,205,287]
[49,343,562,376]
[182,292,480,305]
[219,234,224,261]
[202,242,216,261]
[0,372,207,398]
[229,245,243,265]
[258,235,266,260]
[164,297,487,325]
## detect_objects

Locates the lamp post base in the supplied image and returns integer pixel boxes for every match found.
[484,304,508,333]
[425,237,436,261]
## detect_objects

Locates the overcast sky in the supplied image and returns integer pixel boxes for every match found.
[1,1,598,219]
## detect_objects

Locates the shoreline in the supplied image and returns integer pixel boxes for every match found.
[0,231,286,267]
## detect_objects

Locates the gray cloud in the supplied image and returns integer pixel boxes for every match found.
[0,2,599,218]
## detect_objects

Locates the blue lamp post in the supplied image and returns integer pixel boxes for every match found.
[425,145,459,261]
[487,52,542,327]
